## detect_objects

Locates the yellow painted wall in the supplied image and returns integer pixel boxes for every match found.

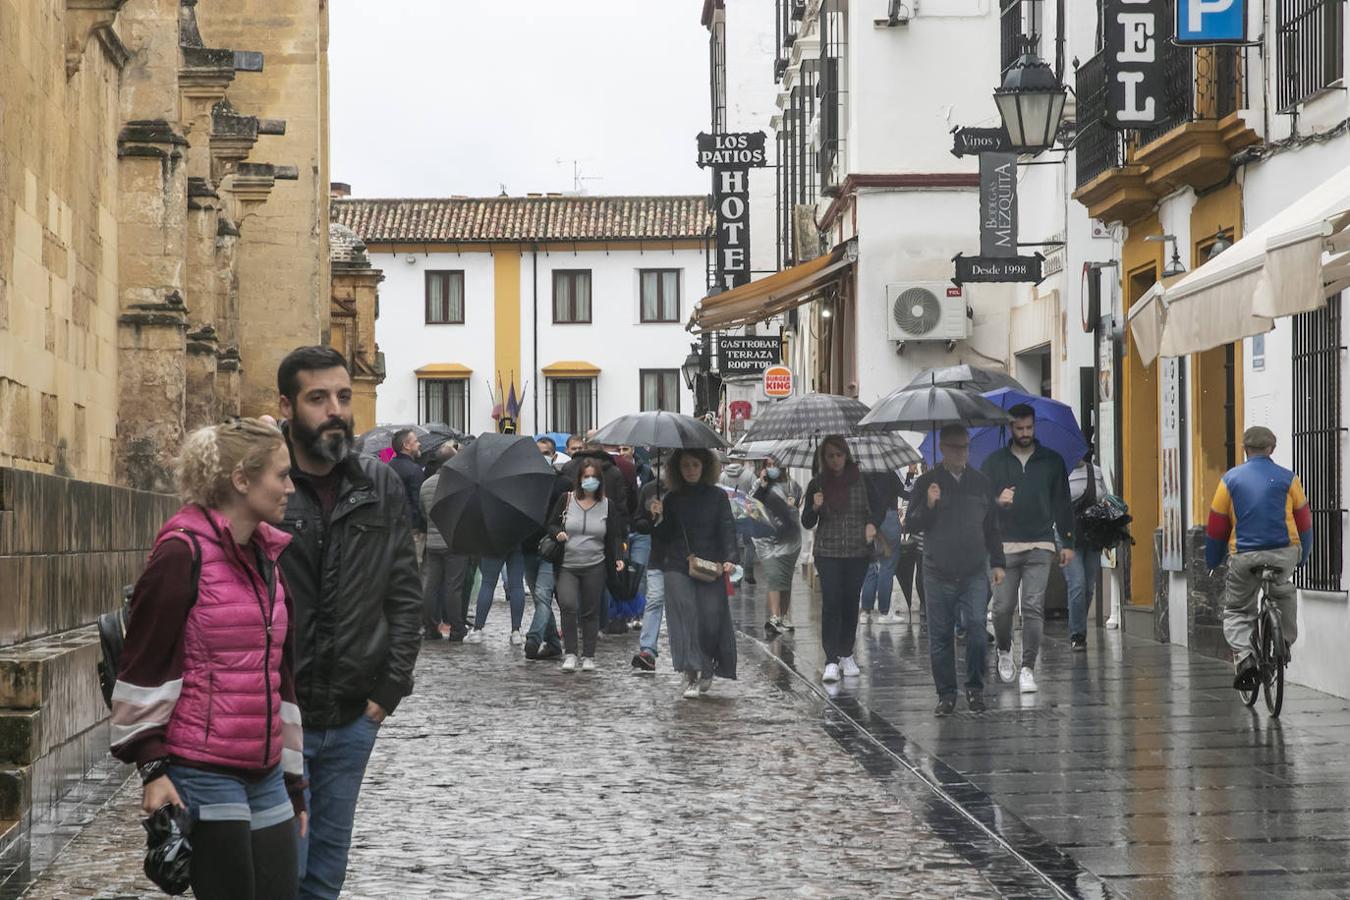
[1189,184,1245,522]
[1122,215,1164,606]
[494,252,522,429]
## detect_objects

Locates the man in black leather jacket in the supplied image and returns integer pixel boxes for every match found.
[274,346,422,900]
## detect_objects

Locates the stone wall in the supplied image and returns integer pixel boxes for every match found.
[198,0,332,418]
[0,467,178,848]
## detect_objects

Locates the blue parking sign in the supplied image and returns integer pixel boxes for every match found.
[1176,0,1246,44]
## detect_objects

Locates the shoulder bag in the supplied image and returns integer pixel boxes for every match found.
[536,494,569,567]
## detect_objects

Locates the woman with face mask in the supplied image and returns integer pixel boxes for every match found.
[111,419,306,899]
[801,436,887,684]
[547,461,626,672]
[649,449,740,699]
[752,456,803,635]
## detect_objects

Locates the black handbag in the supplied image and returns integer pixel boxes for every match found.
[537,532,566,567]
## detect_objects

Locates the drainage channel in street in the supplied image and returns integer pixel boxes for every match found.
[743,631,1114,900]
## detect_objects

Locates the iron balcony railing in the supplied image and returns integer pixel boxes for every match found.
[1074,44,1249,189]
[1000,0,1043,73]
[1073,51,1124,187]
[1276,0,1347,113]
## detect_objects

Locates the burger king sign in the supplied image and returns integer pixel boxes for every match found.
[762,365,793,399]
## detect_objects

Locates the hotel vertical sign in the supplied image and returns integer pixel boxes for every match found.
[698,132,767,292]
[1104,0,1167,128]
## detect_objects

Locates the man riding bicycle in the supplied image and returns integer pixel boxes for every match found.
[1205,426,1312,692]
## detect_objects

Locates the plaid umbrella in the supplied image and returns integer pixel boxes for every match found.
[732,434,920,473]
[742,393,871,442]
[905,365,1028,394]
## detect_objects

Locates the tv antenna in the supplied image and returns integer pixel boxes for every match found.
[555,159,602,194]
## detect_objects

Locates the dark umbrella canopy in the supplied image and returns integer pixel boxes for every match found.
[429,433,557,557]
[593,411,728,449]
[356,424,428,459]
[858,385,1011,432]
[743,393,871,442]
[904,364,1028,394]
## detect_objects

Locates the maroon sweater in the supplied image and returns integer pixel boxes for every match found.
[113,538,307,815]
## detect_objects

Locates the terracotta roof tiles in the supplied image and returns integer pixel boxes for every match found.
[331,195,713,244]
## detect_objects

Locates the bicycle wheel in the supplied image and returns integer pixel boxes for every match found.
[1239,616,1261,708]
[1262,608,1285,717]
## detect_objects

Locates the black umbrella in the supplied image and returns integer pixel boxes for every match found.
[429,433,557,557]
[742,393,871,442]
[904,364,1028,394]
[858,385,1011,432]
[593,411,728,450]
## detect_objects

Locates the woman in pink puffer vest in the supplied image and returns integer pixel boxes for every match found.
[112,418,306,900]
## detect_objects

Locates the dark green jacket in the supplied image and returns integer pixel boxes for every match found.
[980,443,1075,549]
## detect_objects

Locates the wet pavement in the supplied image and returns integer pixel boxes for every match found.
[732,577,1350,899]
[21,569,1350,898]
[19,596,1058,898]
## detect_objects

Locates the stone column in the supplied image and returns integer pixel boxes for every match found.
[115,121,190,492]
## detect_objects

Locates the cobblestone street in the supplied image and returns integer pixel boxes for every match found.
[21,602,1057,899]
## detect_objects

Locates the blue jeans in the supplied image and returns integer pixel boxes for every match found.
[298,714,382,899]
[860,509,903,613]
[1064,547,1102,638]
[476,549,527,632]
[639,569,667,655]
[924,569,991,698]
[524,553,561,650]
[168,763,293,830]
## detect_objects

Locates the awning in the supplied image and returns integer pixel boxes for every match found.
[1126,283,1167,367]
[688,240,857,332]
[1154,162,1350,359]
[415,363,473,378]
[542,360,601,378]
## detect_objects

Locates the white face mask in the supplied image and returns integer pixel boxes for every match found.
[581,477,601,494]
[765,467,782,480]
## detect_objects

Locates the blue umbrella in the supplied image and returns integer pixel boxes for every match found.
[535,431,571,450]
[919,388,1088,470]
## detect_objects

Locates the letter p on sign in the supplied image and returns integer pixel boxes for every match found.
[1178,0,1244,44]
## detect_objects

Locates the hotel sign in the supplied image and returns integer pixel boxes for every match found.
[696,132,769,168]
[1104,0,1167,127]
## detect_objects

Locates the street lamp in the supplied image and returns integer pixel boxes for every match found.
[681,346,703,391]
[993,50,1068,153]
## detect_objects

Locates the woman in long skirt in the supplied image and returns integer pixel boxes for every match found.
[650,449,739,699]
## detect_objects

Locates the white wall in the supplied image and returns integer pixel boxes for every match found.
[724,0,780,278]
[374,249,497,429]
[528,246,701,432]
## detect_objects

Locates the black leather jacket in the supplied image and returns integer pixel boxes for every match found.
[278,451,422,729]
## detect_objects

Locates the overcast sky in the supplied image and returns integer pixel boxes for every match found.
[329,1,712,199]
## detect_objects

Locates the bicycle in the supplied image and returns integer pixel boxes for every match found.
[1238,565,1288,717]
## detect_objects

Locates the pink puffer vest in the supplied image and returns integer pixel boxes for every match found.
[159,505,291,770]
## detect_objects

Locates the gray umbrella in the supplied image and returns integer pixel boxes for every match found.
[858,385,1011,432]
[356,423,429,458]
[733,434,921,473]
[742,393,871,442]
[904,364,1029,394]
[593,411,728,449]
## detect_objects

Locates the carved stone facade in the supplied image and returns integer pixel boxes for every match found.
[0,0,339,874]
[329,221,385,433]
[1,0,330,493]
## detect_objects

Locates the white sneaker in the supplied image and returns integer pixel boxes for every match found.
[682,673,700,699]
[779,613,795,630]
[581,657,596,672]
[840,656,861,678]
[767,616,783,633]
[465,629,485,645]
[560,654,578,672]
[859,610,873,625]
[822,663,842,683]
[509,630,523,646]
[697,676,713,695]
[877,611,901,625]
[997,650,1016,683]
[1019,667,1038,693]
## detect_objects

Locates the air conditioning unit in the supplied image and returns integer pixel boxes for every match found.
[886,283,971,342]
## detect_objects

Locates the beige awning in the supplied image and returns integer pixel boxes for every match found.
[1155,162,1350,359]
[542,360,601,377]
[688,241,856,333]
[1127,283,1167,367]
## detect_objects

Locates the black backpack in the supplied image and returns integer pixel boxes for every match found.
[96,531,202,710]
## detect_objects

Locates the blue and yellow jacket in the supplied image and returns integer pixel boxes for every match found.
[1205,456,1312,570]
